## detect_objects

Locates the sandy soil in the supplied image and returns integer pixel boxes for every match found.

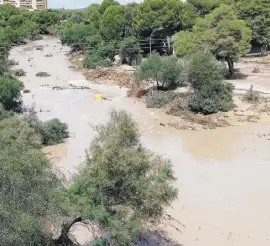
[9,37,270,246]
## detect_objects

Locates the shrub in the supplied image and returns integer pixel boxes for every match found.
[189,81,235,114]
[188,52,224,90]
[0,75,22,112]
[36,71,51,77]
[134,54,184,89]
[84,52,112,69]
[146,90,180,108]
[13,69,26,76]
[8,59,19,66]
[0,103,13,120]
[242,87,260,104]
[25,113,69,146]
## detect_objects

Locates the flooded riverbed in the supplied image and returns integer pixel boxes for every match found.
[10,37,270,246]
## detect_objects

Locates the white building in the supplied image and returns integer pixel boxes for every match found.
[0,0,47,10]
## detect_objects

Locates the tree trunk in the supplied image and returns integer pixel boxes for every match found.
[226,57,235,78]
[54,217,82,246]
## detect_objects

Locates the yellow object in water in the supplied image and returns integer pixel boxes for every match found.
[94,93,104,100]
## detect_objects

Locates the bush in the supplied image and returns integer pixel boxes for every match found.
[146,90,180,108]
[188,52,224,90]
[189,81,235,114]
[84,52,112,69]
[242,87,260,104]
[134,54,184,89]
[13,69,26,76]
[0,75,22,112]
[25,113,69,146]
[8,59,19,66]
[0,103,13,120]
[36,71,50,77]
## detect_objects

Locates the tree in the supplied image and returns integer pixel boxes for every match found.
[235,0,270,50]
[64,110,177,245]
[134,54,184,89]
[173,31,198,57]
[0,75,22,112]
[0,117,62,246]
[180,2,198,29]
[174,4,252,77]
[119,36,141,65]
[100,5,125,41]
[99,0,120,14]
[83,4,101,28]
[133,0,183,37]
[187,0,233,17]
[123,3,139,37]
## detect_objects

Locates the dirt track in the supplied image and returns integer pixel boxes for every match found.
[9,37,270,246]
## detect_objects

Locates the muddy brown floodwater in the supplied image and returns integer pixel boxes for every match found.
[9,37,270,246]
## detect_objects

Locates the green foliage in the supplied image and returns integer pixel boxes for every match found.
[0,75,22,112]
[60,24,98,51]
[0,116,62,246]
[119,36,141,65]
[0,103,13,121]
[146,90,180,108]
[134,54,184,89]
[24,113,69,146]
[174,31,198,57]
[83,4,101,28]
[189,81,235,114]
[188,52,224,90]
[99,0,120,14]
[83,53,112,69]
[65,110,177,245]
[235,0,270,47]
[13,69,26,77]
[100,5,125,41]
[175,4,252,77]
[133,0,183,37]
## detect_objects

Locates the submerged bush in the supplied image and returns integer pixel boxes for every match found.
[25,113,69,146]
[146,90,180,108]
[13,69,26,76]
[189,81,235,114]
[36,71,51,77]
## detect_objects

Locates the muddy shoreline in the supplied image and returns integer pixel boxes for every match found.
[9,37,270,246]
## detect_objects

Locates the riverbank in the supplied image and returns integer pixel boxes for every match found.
[9,37,270,246]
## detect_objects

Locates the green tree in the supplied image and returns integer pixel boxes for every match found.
[0,75,22,112]
[133,0,183,37]
[175,4,252,77]
[134,54,184,89]
[187,0,233,17]
[173,31,198,57]
[0,117,62,246]
[235,0,270,50]
[83,4,101,28]
[119,36,141,65]
[123,3,139,37]
[64,110,177,245]
[99,0,120,14]
[100,5,125,41]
